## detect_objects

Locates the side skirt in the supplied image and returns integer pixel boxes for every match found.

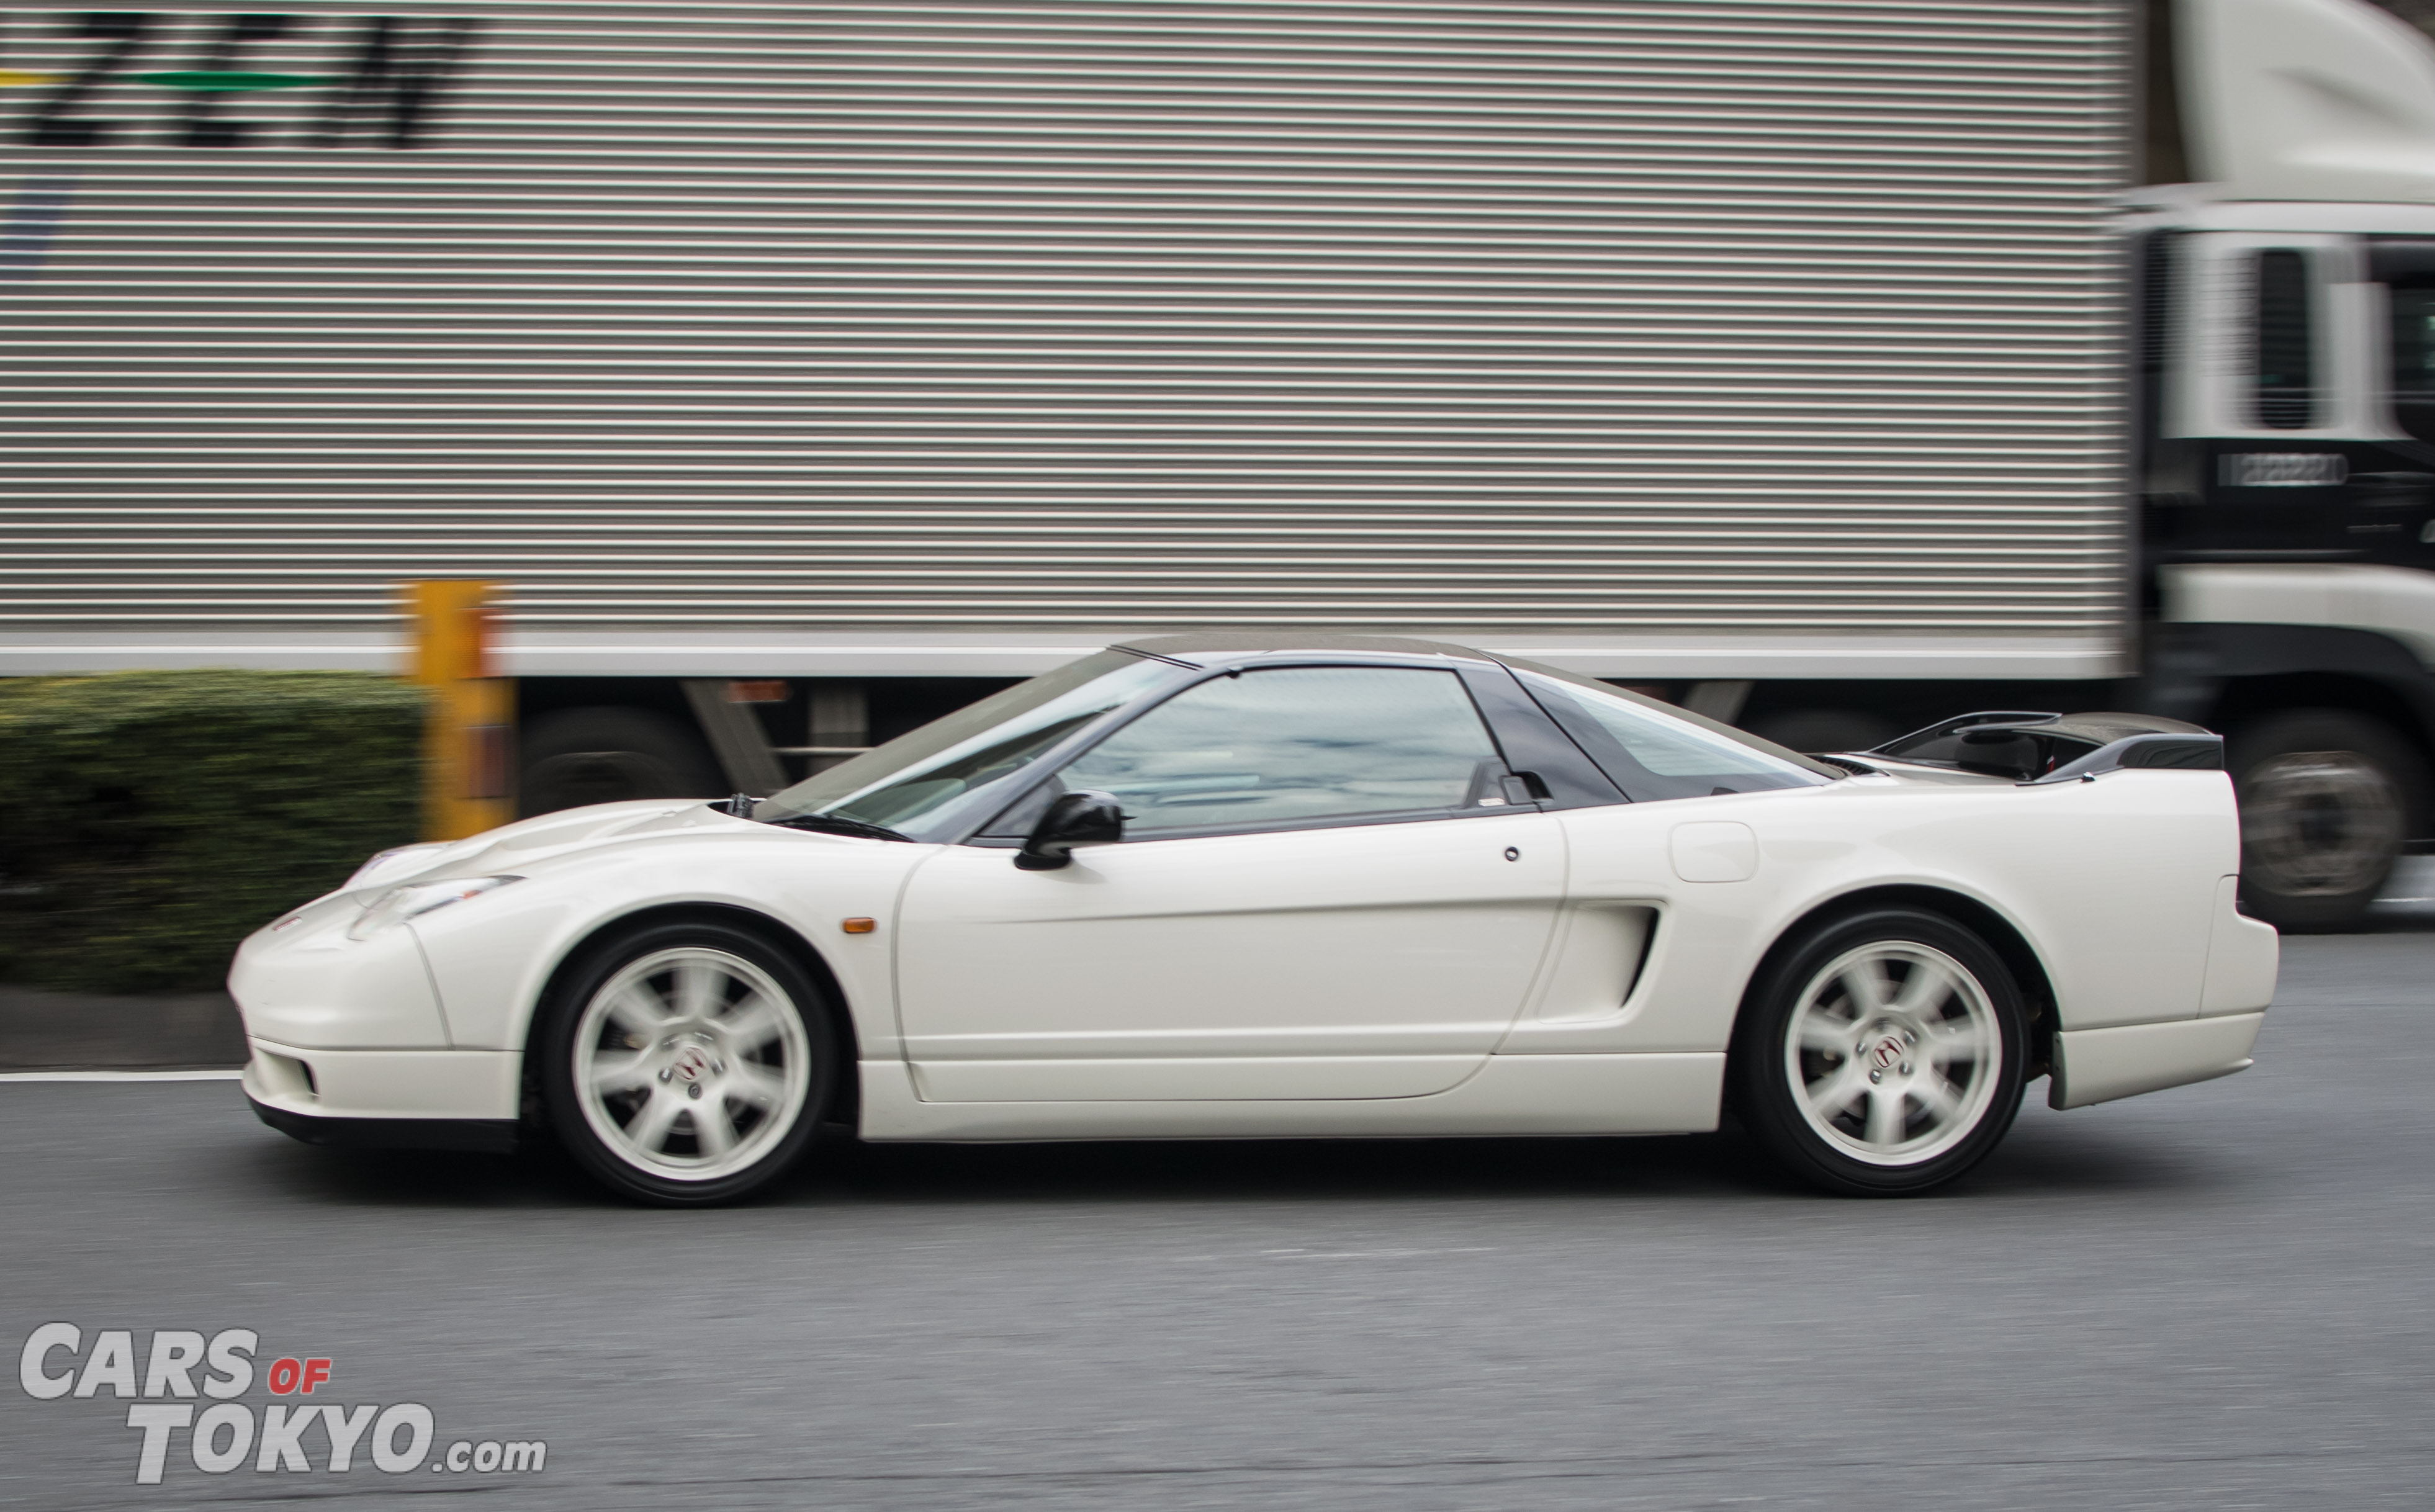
[856,1053,1725,1142]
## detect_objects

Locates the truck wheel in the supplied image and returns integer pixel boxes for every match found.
[521,707,722,817]
[2230,711,2421,932]
[1745,709,1898,756]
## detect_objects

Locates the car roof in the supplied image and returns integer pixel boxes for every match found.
[1116,633,1498,667]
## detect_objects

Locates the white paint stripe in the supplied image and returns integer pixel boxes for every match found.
[0,1069,243,1082]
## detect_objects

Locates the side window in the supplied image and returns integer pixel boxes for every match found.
[1054,666,1502,837]
[2254,248,2315,430]
[2388,276,2435,444]
[1511,669,1828,802]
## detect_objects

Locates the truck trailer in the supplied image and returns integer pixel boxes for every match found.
[7,0,2435,929]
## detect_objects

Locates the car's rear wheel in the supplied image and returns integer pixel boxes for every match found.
[539,920,834,1205]
[1734,909,2026,1196]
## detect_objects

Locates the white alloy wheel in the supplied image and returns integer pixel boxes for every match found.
[1781,942,2002,1168]
[571,947,812,1183]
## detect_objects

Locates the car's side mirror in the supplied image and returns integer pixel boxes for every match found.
[1015,790,1125,871]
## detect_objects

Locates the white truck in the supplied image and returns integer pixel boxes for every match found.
[4,0,2435,928]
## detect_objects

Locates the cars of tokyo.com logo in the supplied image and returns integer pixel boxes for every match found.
[18,1324,546,1485]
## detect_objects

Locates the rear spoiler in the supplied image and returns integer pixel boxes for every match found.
[1862,711,2223,785]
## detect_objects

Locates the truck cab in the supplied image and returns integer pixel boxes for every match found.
[2133,0,2435,928]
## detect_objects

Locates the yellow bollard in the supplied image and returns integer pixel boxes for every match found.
[406,580,515,840]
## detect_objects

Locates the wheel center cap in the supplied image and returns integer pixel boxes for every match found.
[1868,1035,1904,1073]
[669,1045,714,1084]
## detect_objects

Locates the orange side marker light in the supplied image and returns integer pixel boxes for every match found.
[841,917,877,935]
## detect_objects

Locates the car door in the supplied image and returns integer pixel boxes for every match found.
[893,662,1567,1102]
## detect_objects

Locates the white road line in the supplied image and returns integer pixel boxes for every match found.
[0,1069,243,1082]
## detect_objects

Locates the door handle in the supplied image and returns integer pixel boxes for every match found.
[1500,772,1551,804]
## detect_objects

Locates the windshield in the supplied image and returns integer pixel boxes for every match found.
[753,650,1176,839]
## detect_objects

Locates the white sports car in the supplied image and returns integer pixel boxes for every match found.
[234,637,2277,1203]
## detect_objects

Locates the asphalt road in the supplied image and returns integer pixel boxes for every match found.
[3,933,2432,1511]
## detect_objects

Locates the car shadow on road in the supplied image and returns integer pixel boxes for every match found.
[228,1110,2224,1212]
[769,1115,2216,1208]
[231,1135,605,1209]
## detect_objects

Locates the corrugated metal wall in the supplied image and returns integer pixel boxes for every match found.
[0,1,2132,664]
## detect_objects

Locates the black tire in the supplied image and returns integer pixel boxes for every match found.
[520,707,722,818]
[2229,710,2423,933]
[537,920,835,1206]
[1732,908,2027,1197]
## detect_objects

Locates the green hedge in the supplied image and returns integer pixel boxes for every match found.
[0,671,428,994]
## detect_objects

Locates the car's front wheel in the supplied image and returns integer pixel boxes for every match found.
[538,920,834,1205]
[1733,909,2027,1196]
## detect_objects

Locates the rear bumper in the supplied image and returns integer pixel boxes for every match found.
[242,1038,524,1151]
[2050,1011,2265,1110]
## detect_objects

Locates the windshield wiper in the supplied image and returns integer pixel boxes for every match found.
[761,811,913,842]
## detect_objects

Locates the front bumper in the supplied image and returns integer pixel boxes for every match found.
[241,1038,524,1152]
[248,1096,520,1153]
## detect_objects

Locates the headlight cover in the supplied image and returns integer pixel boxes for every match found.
[346,842,451,890]
[346,876,523,941]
